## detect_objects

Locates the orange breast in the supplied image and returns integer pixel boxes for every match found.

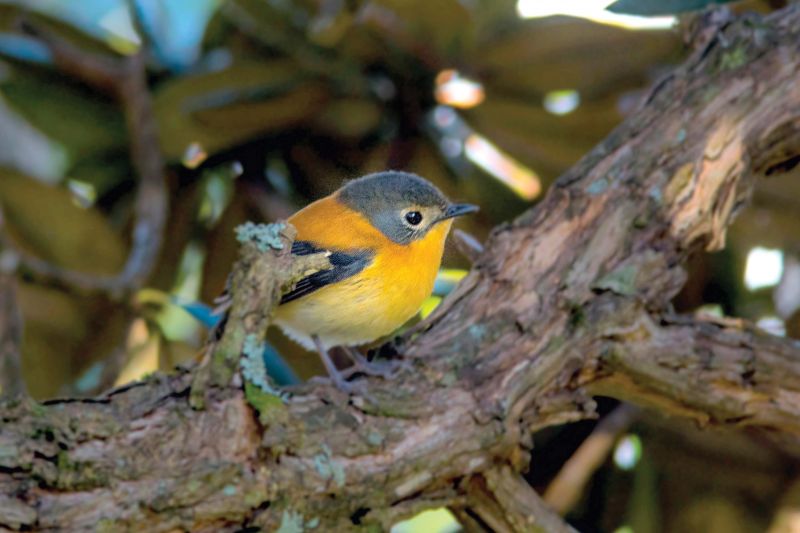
[288,195,387,249]
[272,194,451,350]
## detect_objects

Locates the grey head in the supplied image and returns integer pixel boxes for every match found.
[337,171,478,244]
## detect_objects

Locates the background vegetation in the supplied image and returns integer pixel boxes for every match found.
[0,0,795,531]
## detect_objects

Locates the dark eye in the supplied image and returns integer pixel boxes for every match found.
[405,211,423,226]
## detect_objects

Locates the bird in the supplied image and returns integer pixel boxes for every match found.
[272,170,478,390]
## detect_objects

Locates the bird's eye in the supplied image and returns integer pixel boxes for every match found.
[405,211,423,226]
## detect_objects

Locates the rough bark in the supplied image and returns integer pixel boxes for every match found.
[3,5,800,532]
[586,313,800,452]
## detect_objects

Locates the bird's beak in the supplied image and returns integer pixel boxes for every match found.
[440,203,479,221]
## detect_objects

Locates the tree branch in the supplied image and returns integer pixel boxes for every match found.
[475,467,578,533]
[586,312,800,450]
[10,19,167,298]
[3,4,800,531]
[544,404,640,514]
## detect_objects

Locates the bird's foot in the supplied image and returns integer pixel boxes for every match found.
[311,336,411,393]
[339,346,412,380]
[311,335,364,393]
[308,371,359,393]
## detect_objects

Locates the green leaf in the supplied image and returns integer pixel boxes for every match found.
[64,151,132,197]
[18,284,87,397]
[313,98,381,138]
[0,168,127,273]
[607,0,736,16]
[18,283,129,399]
[469,18,680,182]
[476,18,679,96]
[153,60,328,160]
[1,68,127,161]
[366,0,475,58]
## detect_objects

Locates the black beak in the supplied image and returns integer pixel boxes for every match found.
[441,203,479,220]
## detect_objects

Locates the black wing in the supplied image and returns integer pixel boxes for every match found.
[280,240,373,304]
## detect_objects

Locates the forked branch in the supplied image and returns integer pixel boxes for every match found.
[2,5,800,531]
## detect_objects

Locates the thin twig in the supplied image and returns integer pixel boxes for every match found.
[544,403,640,515]
[12,19,167,298]
[116,51,168,293]
[453,228,484,263]
[17,19,123,91]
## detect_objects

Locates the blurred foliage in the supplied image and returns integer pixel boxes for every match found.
[0,0,797,531]
[0,0,685,398]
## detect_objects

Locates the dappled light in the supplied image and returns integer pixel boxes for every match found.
[434,69,485,109]
[543,89,581,116]
[744,246,783,291]
[181,141,209,169]
[613,434,642,471]
[1,0,799,531]
[516,0,677,29]
[464,133,542,200]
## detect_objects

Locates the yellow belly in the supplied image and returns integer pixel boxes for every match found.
[272,243,441,350]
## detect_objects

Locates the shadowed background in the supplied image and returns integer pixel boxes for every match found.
[0,0,797,531]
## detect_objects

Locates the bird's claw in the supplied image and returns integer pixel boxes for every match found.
[310,374,359,393]
[339,346,412,380]
[311,336,411,393]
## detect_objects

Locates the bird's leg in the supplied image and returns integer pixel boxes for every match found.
[339,345,411,379]
[311,335,356,392]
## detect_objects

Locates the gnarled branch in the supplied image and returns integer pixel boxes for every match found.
[587,312,800,451]
[3,5,800,532]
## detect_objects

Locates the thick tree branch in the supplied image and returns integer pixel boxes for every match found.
[586,312,800,449]
[3,5,800,531]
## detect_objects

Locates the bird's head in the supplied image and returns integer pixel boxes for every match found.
[337,171,478,245]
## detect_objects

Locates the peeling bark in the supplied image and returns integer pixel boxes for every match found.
[3,5,800,532]
[587,313,800,450]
